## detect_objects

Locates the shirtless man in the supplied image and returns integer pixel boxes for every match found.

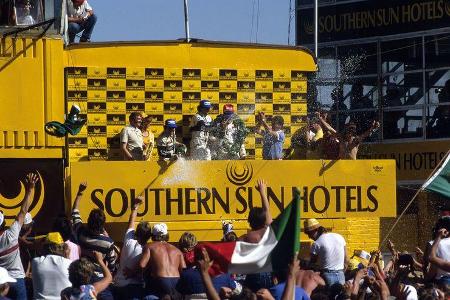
[317,112,379,160]
[239,179,273,291]
[139,223,186,297]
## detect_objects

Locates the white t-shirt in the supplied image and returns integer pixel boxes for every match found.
[114,229,144,287]
[67,1,92,18]
[32,254,72,300]
[435,237,450,279]
[120,125,144,160]
[0,221,25,279]
[310,232,346,270]
[403,285,418,300]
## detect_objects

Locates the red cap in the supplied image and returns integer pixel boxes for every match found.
[223,104,234,115]
[72,0,85,6]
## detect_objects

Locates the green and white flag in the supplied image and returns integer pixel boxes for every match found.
[423,152,450,199]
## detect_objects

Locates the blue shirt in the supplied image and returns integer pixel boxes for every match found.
[269,282,310,300]
[262,130,285,160]
[176,267,236,295]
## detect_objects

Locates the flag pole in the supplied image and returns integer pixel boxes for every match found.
[183,0,191,42]
[314,0,318,58]
[380,150,450,247]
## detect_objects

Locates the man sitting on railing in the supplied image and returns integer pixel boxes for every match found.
[67,0,97,44]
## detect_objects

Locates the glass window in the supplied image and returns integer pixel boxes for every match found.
[15,0,43,25]
[317,47,337,80]
[425,34,450,70]
[426,104,450,139]
[338,43,377,76]
[381,38,423,73]
[381,72,424,107]
[383,108,423,139]
[426,70,450,104]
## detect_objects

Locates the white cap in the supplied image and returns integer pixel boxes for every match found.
[0,212,4,226]
[0,267,16,284]
[24,213,33,225]
[152,223,168,236]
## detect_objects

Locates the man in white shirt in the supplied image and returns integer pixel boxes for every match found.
[114,196,151,299]
[120,112,144,161]
[304,218,348,288]
[67,0,97,44]
[0,173,38,300]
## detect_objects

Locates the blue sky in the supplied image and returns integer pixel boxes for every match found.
[91,0,295,45]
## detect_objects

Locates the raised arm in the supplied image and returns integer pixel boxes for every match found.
[255,179,272,226]
[258,112,278,139]
[198,248,221,300]
[17,173,39,226]
[316,112,337,135]
[128,196,143,230]
[92,251,113,294]
[429,229,450,272]
[356,120,380,143]
[281,253,300,300]
[72,182,87,212]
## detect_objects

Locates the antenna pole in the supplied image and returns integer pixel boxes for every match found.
[314,0,318,58]
[183,0,191,42]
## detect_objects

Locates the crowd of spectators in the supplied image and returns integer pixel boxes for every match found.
[0,174,449,300]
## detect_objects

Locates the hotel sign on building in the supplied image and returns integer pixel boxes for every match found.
[297,0,450,43]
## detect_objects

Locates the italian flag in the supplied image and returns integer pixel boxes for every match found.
[200,190,301,276]
[423,151,450,199]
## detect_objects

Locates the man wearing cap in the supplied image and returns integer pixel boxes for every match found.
[67,0,97,44]
[189,100,213,160]
[31,232,72,299]
[304,218,348,287]
[120,112,145,161]
[139,223,186,297]
[210,104,248,160]
[157,119,186,161]
[0,173,38,300]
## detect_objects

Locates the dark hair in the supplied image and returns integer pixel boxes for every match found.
[0,283,9,295]
[135,221,152,244]
[87,209,105,234]
[248,207,266,230]
[232,287,255,300]
[152,234,169,242]
[129,112,141,122]
[178,232,197,252]
[68,258,94,288]
[52,216,73,241]
[272,116,284,127]
[0,221,5,232]
[42,242,67,257]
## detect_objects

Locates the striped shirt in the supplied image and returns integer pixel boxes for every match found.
[71,209,117,273]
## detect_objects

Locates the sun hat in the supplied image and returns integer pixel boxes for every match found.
[45,232,65,245]
[152,223,168,236]
[0,267,16,284]
[303,218,321,232]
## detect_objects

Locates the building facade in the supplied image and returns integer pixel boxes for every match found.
[297,0,450,251]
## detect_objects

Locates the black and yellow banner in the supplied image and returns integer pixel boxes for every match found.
[0,159,65,230]
[70,160,396,222]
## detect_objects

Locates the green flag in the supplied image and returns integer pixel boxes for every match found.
[423,153,450,199]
